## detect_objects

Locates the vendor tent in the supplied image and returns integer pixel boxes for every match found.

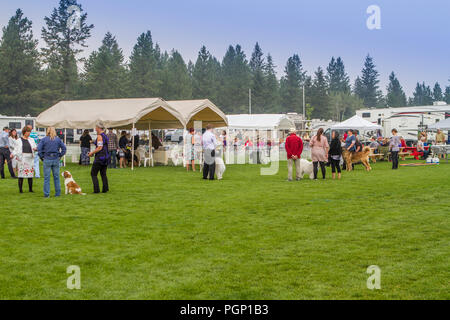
[331,115,382,131]
[226,114,295,130]
[428,118,450,130]
[36,98,185,129]
[166,99,228,128]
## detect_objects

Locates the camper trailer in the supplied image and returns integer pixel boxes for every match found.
[356,103,450,142]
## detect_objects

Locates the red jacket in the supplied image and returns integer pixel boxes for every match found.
[285,134,303,159]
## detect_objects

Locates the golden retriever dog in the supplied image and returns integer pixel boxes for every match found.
[342,146,372,171]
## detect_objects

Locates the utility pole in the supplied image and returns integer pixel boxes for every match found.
[249,88,252,114]
[302,85,306,119]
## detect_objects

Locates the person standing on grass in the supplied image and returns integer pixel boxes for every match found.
[8,129,19,176]
[27,126,41,179]
[186,128,196,172]
[202,124,217,180]
[285,128,303,181]
[89,123,110,194]
[12,126,37,193]
[106,128,118,169]
[38,127,66,198]
[329,131,342,180]
[310,128,329,180]
[390,129,401,170]
[79,129,92,166]
[118,131,128,168]
[0,127,17,179]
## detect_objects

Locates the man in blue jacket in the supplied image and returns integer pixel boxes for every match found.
[38,127,67,198]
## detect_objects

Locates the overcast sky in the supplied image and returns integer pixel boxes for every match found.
[1,0,449,96]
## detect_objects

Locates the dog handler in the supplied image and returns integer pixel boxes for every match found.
[89,123,110,193]
[285,128,304,181]
[38,127,67,198]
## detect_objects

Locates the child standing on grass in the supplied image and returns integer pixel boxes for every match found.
[389,129,401,170]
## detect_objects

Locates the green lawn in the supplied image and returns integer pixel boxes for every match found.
[0,160,448,300]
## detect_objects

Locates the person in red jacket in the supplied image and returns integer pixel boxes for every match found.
[285,128,304,181]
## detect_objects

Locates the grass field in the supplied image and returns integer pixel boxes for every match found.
[0,159,449,300]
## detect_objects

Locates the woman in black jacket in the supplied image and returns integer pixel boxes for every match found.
[329,131,343,180]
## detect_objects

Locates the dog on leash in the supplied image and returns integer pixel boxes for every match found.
[62,171,86,195]
[215,156,226,180]
[342,146,372,171]
[299,159,315,180]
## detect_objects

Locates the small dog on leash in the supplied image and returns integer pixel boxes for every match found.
[62,171,86,195]
[215,156,226,180]
[299,159,315,180]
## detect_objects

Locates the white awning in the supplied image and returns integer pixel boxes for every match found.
[428,118,450,130]
[331,115,382,131]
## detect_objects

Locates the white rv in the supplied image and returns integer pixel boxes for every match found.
[356,102,450,142]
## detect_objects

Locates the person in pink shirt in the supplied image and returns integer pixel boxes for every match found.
[309,128,329,180]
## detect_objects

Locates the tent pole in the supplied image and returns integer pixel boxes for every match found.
[183,125,187,168]
[148,121,153,167]
[64,128,67,167]
[131,123,135,171]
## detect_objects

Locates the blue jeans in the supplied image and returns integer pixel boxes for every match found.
[108,150,117,168]
[34,154,40,178]
[43,159,61,197]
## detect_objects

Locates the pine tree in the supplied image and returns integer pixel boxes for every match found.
[329,92,364,121]
[82,32,127,99]
[220,45,251,114]
[386,72,407,107]
[128,31,162,98]
[310,67,330,119]
[0,9,41,115]
[280,54,306,113]
[41,0,94,99]
[355,55,382,108]
[411,82,433,106]
[432,82,443,101]
[444,86,450,104]
[326,57,350,94]
[161,50,192,100]
[192,46,221,103]
[263,54,280,113]
[249,42,266,113]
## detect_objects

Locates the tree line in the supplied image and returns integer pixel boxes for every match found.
[1,0,449,119]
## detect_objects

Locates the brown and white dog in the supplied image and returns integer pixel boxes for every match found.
[62,171,86,195]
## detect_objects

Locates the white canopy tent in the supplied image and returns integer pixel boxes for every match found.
[428,118,450,130]
[331,115,382,131]
[167,99,228,129]
[36,98,186,169]
[226,114,295,130]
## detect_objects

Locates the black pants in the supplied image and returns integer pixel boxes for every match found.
[331,159,341,174]
[18,178,33,192]
[91,162,109,193]
[391,151,399,169]
[0,148,16,178]
[313,161,326,179]
[203,149,216,180]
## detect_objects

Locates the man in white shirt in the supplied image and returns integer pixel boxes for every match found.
[202,124,217,180]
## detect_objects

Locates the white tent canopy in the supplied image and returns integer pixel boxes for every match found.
[166,99,228,128]
[331,115,382,131]
[226,114,295,130]
[428,118,450,130]
[36,98,185,130]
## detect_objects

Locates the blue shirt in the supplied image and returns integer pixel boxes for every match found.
[345,135,356,151]
[38,136,67,160]
[0,131,9,148]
